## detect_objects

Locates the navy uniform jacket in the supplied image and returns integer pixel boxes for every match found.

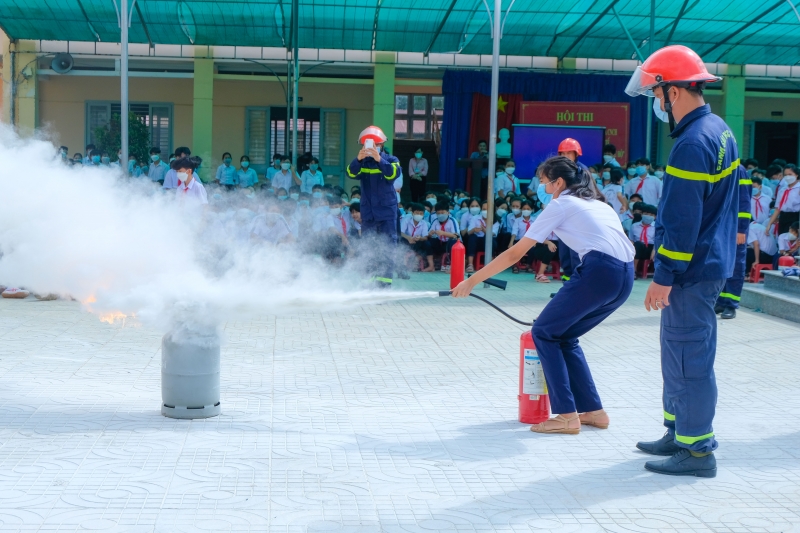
[347,151,401,222]
[654,104,739,286]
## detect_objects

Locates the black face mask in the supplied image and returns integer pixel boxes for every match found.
[633,213,643,223]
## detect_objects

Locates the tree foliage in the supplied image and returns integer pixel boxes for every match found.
[94,112,151,166]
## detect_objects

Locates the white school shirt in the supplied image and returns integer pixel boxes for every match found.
[775,181,800,213]
[467,216,500,238]
[748,223,778,256]
[401,218,430,238]
[272,170,294,191]
[524,193,634,262]
[758,185,773,199]
[175,178,208,206]
[237,168,258,188]
[429,217,458,240]
[460,212,474,232]
[751,194,771,225]
[493,173,514,196]
[625,175,662,205]
[251,214,292,243]
[602,183,625,214]
[148,161,169,182]
[777,232,797,252]
[503,212,518,233]
[216,164,238,185]
[300,170,325,193]
[163,169,199,189]
[629,222,655,245]
[511,216,535,240]
[322,213,351,236]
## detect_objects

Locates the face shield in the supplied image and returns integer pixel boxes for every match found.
[624,67,658,97]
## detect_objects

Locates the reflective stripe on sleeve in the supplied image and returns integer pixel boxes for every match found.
[384,162,400,180]
[738,212,752,219]
[666,158,740,183]
[739,178,752,186]
[657,245,694,261]
[346,166,357,178]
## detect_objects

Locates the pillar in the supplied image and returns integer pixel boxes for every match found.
[1,32,11,124]
[193,54,214,182]
[373,52,396,152]
[722,64,745,149]
[15,40,38,135]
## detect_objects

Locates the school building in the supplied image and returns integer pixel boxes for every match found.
[2,2,800,190]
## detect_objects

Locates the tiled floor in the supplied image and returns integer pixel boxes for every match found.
[0,273,799,532]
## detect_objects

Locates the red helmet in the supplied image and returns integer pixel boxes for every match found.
[625,45,721,97]
[358,125,387,144]
[558,138,582,156]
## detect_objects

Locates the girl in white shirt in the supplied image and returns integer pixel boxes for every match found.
[767,164,800,235]
[453,156,634,435]
[299,157,325,194]
[602,168,628,215]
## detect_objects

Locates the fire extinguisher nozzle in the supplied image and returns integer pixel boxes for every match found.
[438,290,452,297]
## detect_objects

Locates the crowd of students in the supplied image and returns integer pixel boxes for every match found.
[60,142,800,277]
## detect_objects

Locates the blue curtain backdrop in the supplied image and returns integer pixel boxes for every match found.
[440,70,650,190]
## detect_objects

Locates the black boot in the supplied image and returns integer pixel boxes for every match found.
[636,431,680,456]
[721,307,736,319]
[645,449,717,478]
[714,304,724,314]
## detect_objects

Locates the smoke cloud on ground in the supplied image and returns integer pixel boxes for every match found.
[0,128,436,334]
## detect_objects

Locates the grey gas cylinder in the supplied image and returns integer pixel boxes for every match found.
[161,330,221,419]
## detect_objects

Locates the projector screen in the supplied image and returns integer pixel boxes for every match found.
[511,125,606,181]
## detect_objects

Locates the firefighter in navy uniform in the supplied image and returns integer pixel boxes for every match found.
[714,172,753,319]
[347,126,402,288]
[626,45,739,478]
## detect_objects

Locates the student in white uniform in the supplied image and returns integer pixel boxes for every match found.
[461,198,479,242]
[299,157,325,193]
[453,156,634,435]
[401,203,433,272]
[272,156,299,192]
[767,165,800,235]
[237,156,259,188]
[428,201,459,271]
[147,147,169,184]
[602,168,628,215]
[494,160,519,197]
[629,204,657,276]
[465,200,500,273]
[508,200,557,281]
[625,159,663,205]
[777,221,799,256]
[250,203,294,244]
[173,157,208,208]
[746,222,778,273]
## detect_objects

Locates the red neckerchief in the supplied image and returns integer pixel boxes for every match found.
[641,224,650,245]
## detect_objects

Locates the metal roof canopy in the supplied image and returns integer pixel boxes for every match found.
[1,0,800,65]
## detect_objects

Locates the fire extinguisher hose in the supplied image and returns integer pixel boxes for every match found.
[438,290,534,326]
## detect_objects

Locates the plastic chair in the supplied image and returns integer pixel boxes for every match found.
[749,263,773,282]
[545,260,561,280]
[639,259,654,279]
[475,252,485,270]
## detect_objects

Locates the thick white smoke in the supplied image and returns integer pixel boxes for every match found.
[0,127,434,332]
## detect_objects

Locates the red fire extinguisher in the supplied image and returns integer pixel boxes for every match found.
[450,240,465,289]
[518,330,550,424]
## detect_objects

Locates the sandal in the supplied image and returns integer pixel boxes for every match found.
[579,410,609,429]
[512,266,520,274]
[466,265,475,273]
[530,414,580,435]
[535,274,551,283]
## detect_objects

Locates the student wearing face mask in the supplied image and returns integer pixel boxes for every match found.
[777,221,800,258]
[750,177,771,225]
[494,199,512,252]
[465,201,500,273]
[625,158,663,205]
[237,156,258,188]
[602,144,621,167]
[300,157,324,194]
[251,201,294,245]
[654,164,666,180]
[603,168,629,215]
[216,152,239,190]
[625,162,637,182]
[453,156,634,435]
[494,160,520,197]
[766,164,800,236]
[508,200,558,281]
[424,193,439,222]
[266,154,282,183]
[629,204,658,277]
[408,149,428,202]
[72,153,83,166]
[83,144,95,165]
[275,187,289,201]
[763,164,784,195]
[600,164,613,188]
[172,156,208,208]
[428,201,460,271]
[271,156,299,193]
[400,203,434,272]
[505,197,523,235]
[621,195,644,232]
[461,198,480,242]
[147,147,169,184]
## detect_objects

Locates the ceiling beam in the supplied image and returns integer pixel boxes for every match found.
[558,0,619,61]
[664,0,690,46]
[134,1,154,48]
[424,0,458,56]
[703,1,785,61]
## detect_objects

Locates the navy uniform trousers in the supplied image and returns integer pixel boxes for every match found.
[716,242,746,309]
[532,251,634,414]
[661,279,724,454]
[362,218,398,287]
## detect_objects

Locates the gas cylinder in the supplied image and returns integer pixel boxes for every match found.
[518,330,550,424]
[450,240,466,289]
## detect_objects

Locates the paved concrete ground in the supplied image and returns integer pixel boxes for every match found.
[0,273,799,532]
